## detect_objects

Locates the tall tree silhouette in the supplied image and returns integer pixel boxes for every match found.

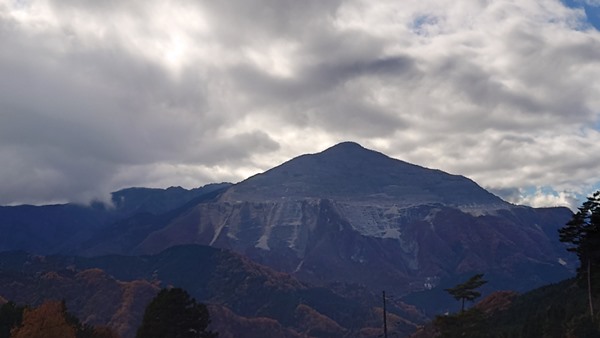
[445,274,487,312]
[0,301,24,338]
[136,288,217,338]
[559,190,600,317]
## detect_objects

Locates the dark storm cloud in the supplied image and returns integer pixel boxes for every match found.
[0,1,280,204]
[228,53,415,137]
[1,0,600,209]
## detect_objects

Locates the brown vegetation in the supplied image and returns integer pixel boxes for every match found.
[0,268,158,338]
[294,304,345,336]
[11,300,76,338]
[208,304,304,338]
[474,290,518,315]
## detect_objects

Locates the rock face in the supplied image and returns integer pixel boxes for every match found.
[85,142,574,302]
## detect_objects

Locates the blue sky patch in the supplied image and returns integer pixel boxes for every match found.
[562,0,600,30]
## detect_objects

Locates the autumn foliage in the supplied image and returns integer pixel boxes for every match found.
[11,300,76,338]
[4,300,119,338]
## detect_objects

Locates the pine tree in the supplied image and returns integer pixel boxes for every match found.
[559,190,600,317]
[136,288,217,338]
[0,301,24,338]
[445,274,487,312]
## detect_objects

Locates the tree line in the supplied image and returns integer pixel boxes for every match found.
[0,287,217,338]
[432,190,600,337]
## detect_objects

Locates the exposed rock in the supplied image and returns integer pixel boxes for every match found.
[81,143,574,313]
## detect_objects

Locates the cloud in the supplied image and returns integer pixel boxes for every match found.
[513,187,581,210]
[582,0,600,7]
[0,0,599,208]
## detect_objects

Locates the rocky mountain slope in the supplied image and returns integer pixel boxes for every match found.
[81,143,574,308]
[0,183,230,254]
[222,141,507,207]
[0,141,577,320]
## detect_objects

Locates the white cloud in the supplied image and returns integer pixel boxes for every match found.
[0,0,599,208]
[510,188,581,210]
[582,0,600,7]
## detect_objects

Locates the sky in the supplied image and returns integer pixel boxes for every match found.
[1,0,599,210]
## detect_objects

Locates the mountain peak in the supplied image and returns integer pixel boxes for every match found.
[324,141,365,151]
[224,143,507,208]
[320,141,383,157]
[316,141,391,164]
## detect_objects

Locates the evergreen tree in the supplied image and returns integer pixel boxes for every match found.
[434,308,488,338]
[559,190,600,317]
[65,308,119,338]
[136,288,217,338]
[0,301,24,338]
[445,274,487,312]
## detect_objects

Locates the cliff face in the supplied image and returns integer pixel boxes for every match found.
[83,143,574,299]
[129,198,572,295]
[0,143,576,327]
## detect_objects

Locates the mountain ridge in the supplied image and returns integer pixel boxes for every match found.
[222,142,508,210]
[75,142,574,315]
[0,183,232,254]
[0,142,576,317]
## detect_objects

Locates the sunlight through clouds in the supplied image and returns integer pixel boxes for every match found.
[1,0,599,209]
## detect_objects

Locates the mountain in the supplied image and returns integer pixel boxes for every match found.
[80,142,575,313]
[109,183,231,216]
[0,183,231,254]
[222,141,506,207]
[0,245,424,338]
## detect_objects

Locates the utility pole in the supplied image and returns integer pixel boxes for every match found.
[588,259,594,317]
[383,290,388,338]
